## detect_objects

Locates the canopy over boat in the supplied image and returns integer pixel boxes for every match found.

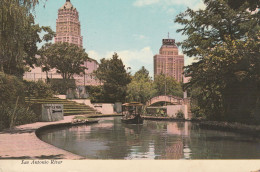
[121,102,144,124]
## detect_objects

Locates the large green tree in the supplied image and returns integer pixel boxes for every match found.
[0,0,53,77]
[154,74,183,98]
[39,42,89,80]
[94,53,131,103]
[175,0,259,123]
[126,66,156,104]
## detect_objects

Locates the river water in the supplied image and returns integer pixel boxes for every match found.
[38,117,260,159]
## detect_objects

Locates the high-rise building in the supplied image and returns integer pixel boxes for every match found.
[154,38,184,82]
[24,0,101,86]
[54,0,100,86]
[55,0,83,47]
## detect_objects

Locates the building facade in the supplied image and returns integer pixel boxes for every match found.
[54,0,83,47]
[154,38,184,82]
[23,0,100,86]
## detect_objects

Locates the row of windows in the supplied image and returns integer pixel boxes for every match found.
[58,27,79,32]
[56,37,80,41]
[57,18,79,22]
[58,14,79,19]
[58,10,77,14]
[160,51,178,55]
[57,22,80,26]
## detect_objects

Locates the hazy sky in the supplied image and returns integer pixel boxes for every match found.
[34,0,205,76]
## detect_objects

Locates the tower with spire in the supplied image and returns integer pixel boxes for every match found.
[54,0,83,47]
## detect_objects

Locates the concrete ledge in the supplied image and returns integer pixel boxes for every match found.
[88,114,123,118]
[35,120,98,137]
[0,116,98,160]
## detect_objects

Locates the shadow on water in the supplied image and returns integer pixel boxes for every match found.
[0,154,63,159]
[0,156,31,159]
[37,117,260,159]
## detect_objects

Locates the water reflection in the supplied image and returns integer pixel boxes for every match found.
[38,117,260,159]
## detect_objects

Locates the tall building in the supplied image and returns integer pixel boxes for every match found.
[55,0,83,47]
[24,0,101,86]
[54,0,100,86]
[154,38,184,82]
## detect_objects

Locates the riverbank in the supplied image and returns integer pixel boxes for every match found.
[0,115,99,160]
[199,121,260,138]
[143,116,188,122]
[143,116,260,138]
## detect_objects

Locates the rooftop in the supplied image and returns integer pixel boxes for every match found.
[59,0,76,10]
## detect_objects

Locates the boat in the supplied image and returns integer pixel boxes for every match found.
[121,102,144,124]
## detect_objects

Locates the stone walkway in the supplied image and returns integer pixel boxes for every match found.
[0,116,84,160]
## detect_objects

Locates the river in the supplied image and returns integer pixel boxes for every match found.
[38,117,260,159]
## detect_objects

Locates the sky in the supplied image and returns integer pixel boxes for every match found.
[34,0,205,76]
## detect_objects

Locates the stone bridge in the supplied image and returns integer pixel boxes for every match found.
[146,95,183,106]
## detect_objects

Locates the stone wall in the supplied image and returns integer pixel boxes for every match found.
[167,105,188,119]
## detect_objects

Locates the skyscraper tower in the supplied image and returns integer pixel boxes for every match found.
[154,38,184,82]
[54,0,83,47]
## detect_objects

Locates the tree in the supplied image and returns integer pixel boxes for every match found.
[126,66,156,104]
[225,0,259,11]
[175,0,260,123]
[94,53,131,103]
[154,74,183,98]
[39,42,89,80]
[0,0,53,77]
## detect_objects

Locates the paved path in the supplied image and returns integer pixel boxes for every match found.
[0,116,84,160]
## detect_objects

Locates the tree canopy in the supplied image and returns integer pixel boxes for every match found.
[154,74,183,98]
[225,0,259,11]
[0,0,53,77]
[94,53,131,103]
[126,66,156,104]
[39,42,89,80]
[175,0,260,123]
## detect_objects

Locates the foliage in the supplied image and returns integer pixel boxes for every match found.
[24,80,54,98]
[224,0,259,11]
[94,53,131,103]
[154,73,183,98]
[85,85,104,103]
[39,42,89,80]
[0,73,41,130]
[175,0,260,123]
[126,66,156,104]
[0,104,38,130]
[14,106,38,126]
[49,78,76,95]
[0,72,26,105]
[0,0,54,77]
[176,110,184,119]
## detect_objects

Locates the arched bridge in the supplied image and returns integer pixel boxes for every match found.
[146,95,183,106]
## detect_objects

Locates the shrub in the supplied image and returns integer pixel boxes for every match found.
[85,85,104,103]
[0,104,38,130]
[176,110,184,119]
[24,80,54,98]
[191,106,206,120]
[14,106,39,126]
[0,73,45,130]
[0,72,26,105]
[50,78,76,94]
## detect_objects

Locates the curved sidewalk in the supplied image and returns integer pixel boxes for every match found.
[0,116,84,160]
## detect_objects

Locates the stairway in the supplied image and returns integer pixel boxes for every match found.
[25,97,101,116]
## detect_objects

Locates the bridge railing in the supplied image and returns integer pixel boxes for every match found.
[146,95,183,106]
